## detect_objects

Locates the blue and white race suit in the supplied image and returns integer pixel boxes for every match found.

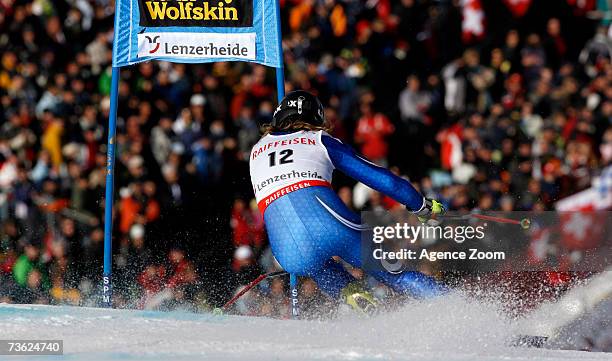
[249,130,443,298]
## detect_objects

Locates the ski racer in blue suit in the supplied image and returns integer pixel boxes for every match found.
[249,90,446,312]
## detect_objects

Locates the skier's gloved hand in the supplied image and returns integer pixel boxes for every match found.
[415,198,446,225]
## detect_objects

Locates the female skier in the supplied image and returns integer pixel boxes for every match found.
[249,90,446,313]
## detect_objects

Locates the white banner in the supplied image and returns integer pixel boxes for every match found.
[137,32,256,60]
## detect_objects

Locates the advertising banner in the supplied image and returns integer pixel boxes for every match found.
[113,0,282,68]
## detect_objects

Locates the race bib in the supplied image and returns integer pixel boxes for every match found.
[249,130,334,212]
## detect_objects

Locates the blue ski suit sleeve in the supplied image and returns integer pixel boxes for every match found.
[321,134,425,212]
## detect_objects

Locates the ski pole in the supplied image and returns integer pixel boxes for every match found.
[219,271,287,312]
[441,213,531,229]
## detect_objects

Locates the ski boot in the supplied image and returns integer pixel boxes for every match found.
[341,282,378,315]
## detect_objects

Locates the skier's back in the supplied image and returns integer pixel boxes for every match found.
[249,90,446,312]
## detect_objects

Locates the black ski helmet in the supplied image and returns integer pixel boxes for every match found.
[271,90,325,128]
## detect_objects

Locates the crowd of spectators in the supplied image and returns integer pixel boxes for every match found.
[0,0,610,317]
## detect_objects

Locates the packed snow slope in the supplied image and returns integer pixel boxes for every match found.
[1,294,610,361]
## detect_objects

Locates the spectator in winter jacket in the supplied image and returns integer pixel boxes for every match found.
[354,100,394,165]
[12,243,47,289]
[399,75,431,123]
[41,118,64,168]
[232,245,262,286]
